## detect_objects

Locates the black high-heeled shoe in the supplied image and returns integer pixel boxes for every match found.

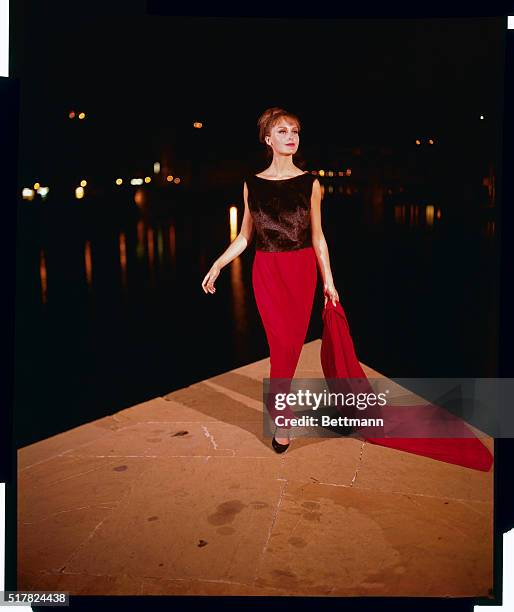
[271,428,291,453]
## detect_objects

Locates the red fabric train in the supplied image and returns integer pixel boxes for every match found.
[320,299,494,472]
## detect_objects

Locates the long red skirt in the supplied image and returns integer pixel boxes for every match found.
[252,246,318,429]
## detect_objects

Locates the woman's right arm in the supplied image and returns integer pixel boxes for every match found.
[201,181,254,294]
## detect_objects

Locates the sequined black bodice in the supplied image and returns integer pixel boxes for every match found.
[245,172,316,252]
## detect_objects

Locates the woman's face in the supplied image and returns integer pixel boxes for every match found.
[266,119,300,155]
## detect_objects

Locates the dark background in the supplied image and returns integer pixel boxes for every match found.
[14,10,504,186]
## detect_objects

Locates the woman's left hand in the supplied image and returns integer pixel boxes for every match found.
[324,282,340,306]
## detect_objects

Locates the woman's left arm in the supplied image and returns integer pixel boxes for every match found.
[310,178,340,306]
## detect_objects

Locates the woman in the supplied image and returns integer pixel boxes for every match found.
[201,107,340,452]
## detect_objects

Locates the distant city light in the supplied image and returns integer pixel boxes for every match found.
[318,170,325,176]
[346,169,352,176]
[37,186,49,198]
[173,177,181,184]
[153,162,161,174]
[78,112,86,120]
[428,139,434,145]
[480,115,484,120]
[80,180,87,187]
[338,171,344,176]
[311,170,318,175]
[130,178,144,186]
[33,182,40,190]
[22,188,35,200]
[415,139,421,145]
[75,186,84,199]
[144,176,151,183]
[436,209,442,219]
[166,175,174,182]
[230,206,238,242]
[327,170,334,177]
[193,121,203,128]
[68,111,76,119]
[116,178,123,185]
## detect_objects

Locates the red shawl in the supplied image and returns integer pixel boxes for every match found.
[320,300,493,472]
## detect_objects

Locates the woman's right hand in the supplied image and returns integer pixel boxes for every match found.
[201,264,220,294]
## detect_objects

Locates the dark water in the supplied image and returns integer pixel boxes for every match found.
[14,179,499,447]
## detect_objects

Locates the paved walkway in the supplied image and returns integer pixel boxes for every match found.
[18,340,494,597]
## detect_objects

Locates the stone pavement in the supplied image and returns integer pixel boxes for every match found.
[17,340,494,597]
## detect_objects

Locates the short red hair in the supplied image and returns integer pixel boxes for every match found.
[257,107,301,155]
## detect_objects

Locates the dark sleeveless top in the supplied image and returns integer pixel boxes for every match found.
[245,172,317,252]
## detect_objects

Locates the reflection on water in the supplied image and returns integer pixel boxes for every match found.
[368,184,384,225]
[147,227,155,267]
[393,204,443,228]
[39,249,47,304]
[157,228,164,263]
[19,180,500,445]
[168,224,176,267]
[119,232,127,287]
[230,256,246,354]
[136,219,145,259]
[84,240,93,287]
[426,205,434,227]
[411,205,419,225]
[484,220,495,238]
[228,204,245,349]
[229,206,238,242]
[147,226,155,287]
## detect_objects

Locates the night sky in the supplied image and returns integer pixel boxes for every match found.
[13,3,505,182]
